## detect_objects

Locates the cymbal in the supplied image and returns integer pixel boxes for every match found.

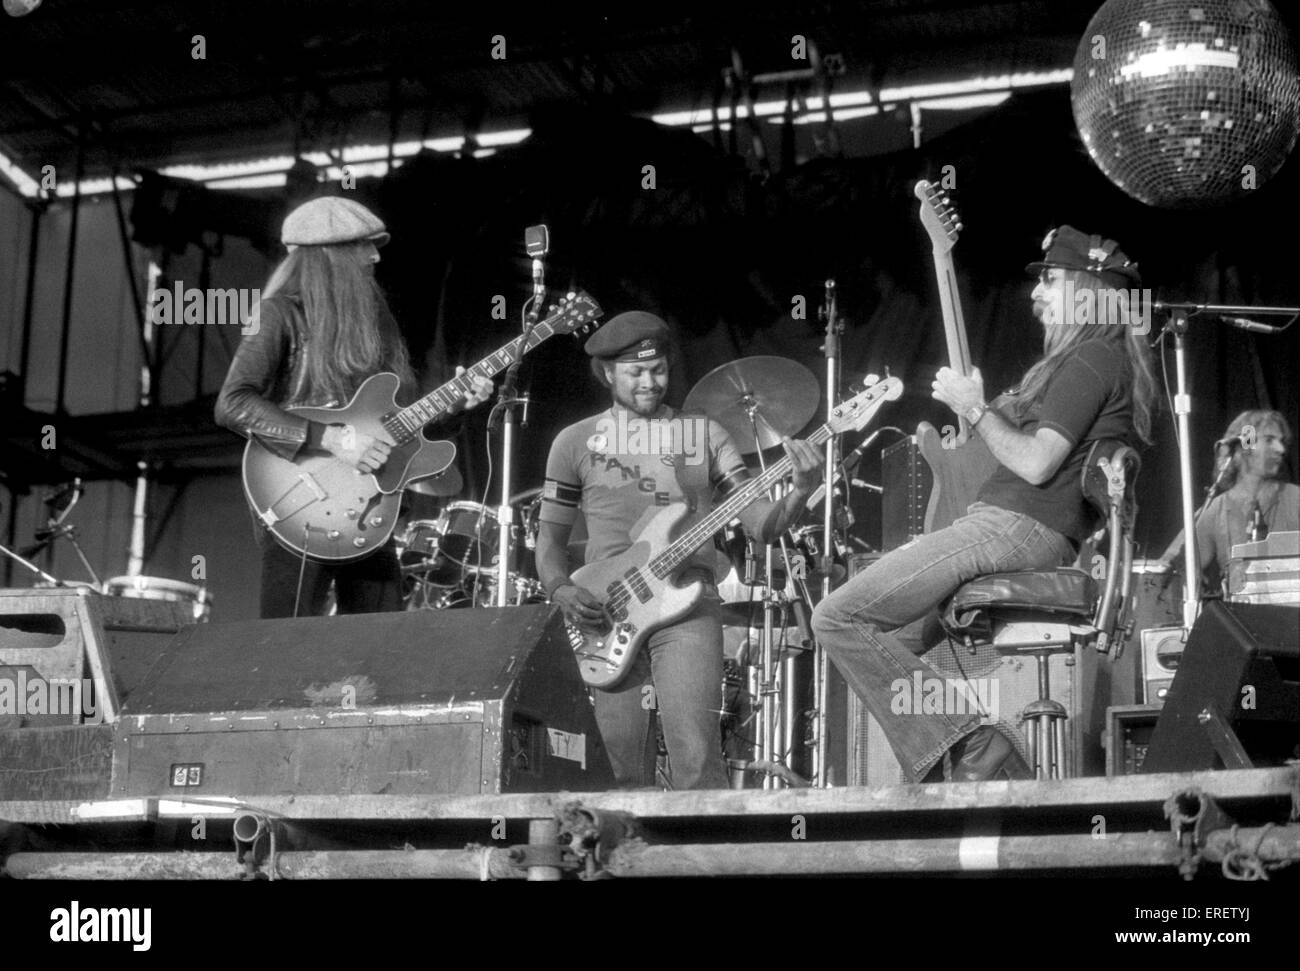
[683,356,819,454]
[407,466,463,498]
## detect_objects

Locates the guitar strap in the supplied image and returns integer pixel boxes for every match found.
[670,409,710,511]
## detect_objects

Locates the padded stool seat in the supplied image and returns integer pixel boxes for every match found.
[943,568,1097,643]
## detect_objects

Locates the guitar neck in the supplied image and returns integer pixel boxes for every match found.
[931,246,976,438]
[932,248,972,376]
[650,424,834,577]
[395,322,556,427]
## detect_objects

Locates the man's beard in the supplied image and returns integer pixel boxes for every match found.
[614,386,664,416]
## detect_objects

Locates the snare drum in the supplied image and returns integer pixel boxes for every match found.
[103,575,211,622]
[438,502,499,572]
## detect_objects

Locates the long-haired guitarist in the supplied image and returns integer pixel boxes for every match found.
[215,196,491,617]
[814,225,1158,783]
[535,312,823,790]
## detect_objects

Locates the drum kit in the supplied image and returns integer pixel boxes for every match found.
[395,491,546,611]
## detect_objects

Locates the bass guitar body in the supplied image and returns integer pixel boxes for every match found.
[568,503,703,689]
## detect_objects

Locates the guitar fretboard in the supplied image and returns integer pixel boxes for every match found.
[387,320,559,437]
[649,424,834,579]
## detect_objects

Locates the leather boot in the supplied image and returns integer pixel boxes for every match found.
[946,726,1031,782]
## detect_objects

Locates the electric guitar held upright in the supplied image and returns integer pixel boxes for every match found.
[242,291,602,562]
[913,180,999,534]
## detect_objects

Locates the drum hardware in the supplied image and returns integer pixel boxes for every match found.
[685,356,828,789]
[103,575,211,623]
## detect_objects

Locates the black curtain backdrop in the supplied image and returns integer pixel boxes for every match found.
[366,88,1299,558]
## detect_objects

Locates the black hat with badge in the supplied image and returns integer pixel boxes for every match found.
[584,311,671,361]
[1025,225,1141,287]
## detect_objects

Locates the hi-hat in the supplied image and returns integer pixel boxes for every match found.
[683,356,819,454]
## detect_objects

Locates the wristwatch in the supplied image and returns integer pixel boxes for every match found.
[964,402,989,427]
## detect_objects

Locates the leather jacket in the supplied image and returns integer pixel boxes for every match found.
[214,293,331,461]
[216,292,455,461]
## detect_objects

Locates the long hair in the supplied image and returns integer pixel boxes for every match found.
[1004,269,1158,444]
[1215,409,1293,490]
[259,242,414,403]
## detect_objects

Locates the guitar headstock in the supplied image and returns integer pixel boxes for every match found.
[829,375,904,434]
[914,180,961,256]
[545,290,604,336]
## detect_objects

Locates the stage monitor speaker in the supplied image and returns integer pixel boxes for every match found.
[1140,602,1300,774]
[115,605,614,796]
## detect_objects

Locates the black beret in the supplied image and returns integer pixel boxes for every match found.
[1025,225,1141,287]
[584,311,671,361]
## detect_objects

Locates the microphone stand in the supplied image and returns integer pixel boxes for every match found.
[1152,301,1299,628]
[812,279,842,787]
[491,247,545,607]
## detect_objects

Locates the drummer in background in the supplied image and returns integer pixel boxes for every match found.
[1161,410,1299,596]
[535,312,823,790]
[215,197,492,618]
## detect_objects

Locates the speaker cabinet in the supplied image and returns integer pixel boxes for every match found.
[1141,602,1300,773]
[114,605,614,796]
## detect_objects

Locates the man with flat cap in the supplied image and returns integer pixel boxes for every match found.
[813,226,1158,783]
[216,196,491,618]
[536,311,823,789]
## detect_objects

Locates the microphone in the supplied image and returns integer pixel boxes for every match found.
[525,224,549,309]
[804,428,889,508]
[842,428,887,472]
[1222,316,1276,335]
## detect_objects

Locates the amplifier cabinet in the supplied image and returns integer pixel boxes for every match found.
[112,606,613,797]
[880,436,932,552]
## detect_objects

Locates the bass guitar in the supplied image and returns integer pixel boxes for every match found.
[913,180,1000,533]
[570,375,903,688]
[243,290,602,561]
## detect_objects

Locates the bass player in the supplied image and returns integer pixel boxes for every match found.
[536,311,823,790]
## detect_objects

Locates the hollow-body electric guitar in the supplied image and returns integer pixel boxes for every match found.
[913,181,1000,534]
[570,376,903,688]
[243,291,602,562]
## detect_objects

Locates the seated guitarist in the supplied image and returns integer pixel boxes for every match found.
[535,312,822,789]
[813,226,1158,782]
[215,197,491,618]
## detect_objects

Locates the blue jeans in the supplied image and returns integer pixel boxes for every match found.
[812,503,1074,781]
[593,572,729,790]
